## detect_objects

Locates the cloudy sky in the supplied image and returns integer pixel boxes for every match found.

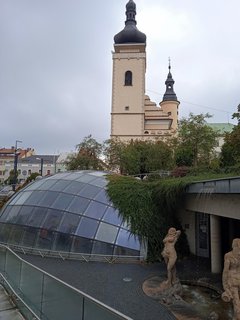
[1,0,240,154]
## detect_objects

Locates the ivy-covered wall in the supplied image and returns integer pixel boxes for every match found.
[106,175,190,260]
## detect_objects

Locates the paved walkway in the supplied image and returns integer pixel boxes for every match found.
[0,285,24,320]
[20,255,222,320]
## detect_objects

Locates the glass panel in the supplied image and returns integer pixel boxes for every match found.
[91,241,114,255]
[36,229,55,250]
[102,207,122,226]
[37,179,58,190]
[5,250,21,288]
[0,224,13,243]
[54,233,73,252]
[116,229,140,250]
[63,181,86,195]
[24,178,46,191]
[92,177,108,188]
[16,206,34,225]
[72,236,93,254]
[84,298,124,320]
[0,246,6,271]
[76,218,98,239]
[41,274,83,320]
[27,207,47,228]
[8,225,24,245]
[38,191,59,207]
[6,192,22,205]
[94,190,110,205]
[114,246,139,257]
[24,190,46,205]
[21,227,38,247]
[14,191,32,205]
[51,193,74,210]
[67,196,90,215]
[47,172,71,179]
[49,179,72,192]
[84,201,107,220]
[0,206,21,223]
[76,174,96,183]
[78,185,101,199]
[42,209,64,231]
[58,213,80,234]
[19,263,44,318]
[95,222,118,243]
[0,206,11,221]
[63,172,84,180]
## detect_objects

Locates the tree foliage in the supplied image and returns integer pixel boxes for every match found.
[104,139,173,175]
[66,135,104,170]
[220,125,240,166]
[177,113,219,167]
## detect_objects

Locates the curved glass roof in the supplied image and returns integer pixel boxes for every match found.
[0,171,141,257]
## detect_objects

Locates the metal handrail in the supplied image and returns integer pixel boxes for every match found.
[4,243,143,263]
[0,244,133,320]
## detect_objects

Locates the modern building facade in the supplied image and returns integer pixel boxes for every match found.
[179,177,240,273]
[111,0,179,142]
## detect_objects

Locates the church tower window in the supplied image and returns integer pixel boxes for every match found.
[125,71,132,86]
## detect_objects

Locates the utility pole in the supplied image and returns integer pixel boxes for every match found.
[12,140,22,191]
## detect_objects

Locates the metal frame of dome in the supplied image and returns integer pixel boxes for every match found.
[0,171,146,262]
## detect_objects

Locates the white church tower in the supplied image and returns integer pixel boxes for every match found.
[111,0,179,141]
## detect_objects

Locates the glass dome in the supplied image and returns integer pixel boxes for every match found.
[0,171,143,258]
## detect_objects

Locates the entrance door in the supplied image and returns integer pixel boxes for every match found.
[196,212,210,258]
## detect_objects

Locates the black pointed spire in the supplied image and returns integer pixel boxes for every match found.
[162,59,178,102]
[125,0,137,25]
[114,1,146,44]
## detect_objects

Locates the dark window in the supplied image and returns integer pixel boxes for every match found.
[125,71,132,86]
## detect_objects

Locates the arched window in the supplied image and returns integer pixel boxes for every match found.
[125,71,132,86]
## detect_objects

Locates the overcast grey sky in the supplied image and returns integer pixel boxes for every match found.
[1,0,240,154]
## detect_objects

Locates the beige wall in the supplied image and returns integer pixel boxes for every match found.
[111,44,146,138]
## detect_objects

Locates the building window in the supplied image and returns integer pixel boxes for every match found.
[125,71,132,86]
[47,170,51,175]
[125,106,129,111]
[28,170,32,175]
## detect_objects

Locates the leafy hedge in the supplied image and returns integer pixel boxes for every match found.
[106,175,190,260]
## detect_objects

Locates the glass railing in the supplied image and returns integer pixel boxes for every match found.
[0,245,132,320]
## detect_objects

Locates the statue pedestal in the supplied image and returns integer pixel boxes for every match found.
[142,276,183,304]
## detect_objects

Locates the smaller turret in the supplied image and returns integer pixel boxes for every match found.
[162,60,178,102]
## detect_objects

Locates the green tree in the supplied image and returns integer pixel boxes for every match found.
[220,125,240,166]
[119,140,173,176]
[6,169,18,185]
[66,135,104,170]
[177,113,219,167]
[103,138,125,173]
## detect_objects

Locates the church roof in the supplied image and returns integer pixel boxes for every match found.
[162,63,178,102]
[114,0,146,45]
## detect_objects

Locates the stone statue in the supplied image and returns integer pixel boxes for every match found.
[222,238,240,320]
[161,227,181,287]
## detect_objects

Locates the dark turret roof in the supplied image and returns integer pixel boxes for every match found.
[114,0,146,45]
[162,63,178,102]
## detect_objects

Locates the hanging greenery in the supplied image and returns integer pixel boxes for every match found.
[106,175,190,260]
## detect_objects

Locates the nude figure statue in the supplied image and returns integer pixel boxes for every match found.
[161,227,181,287]
[222,238,240,320]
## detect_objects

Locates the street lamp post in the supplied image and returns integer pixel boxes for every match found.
[40,158,43,176]
[12,140,22,191]
[36,157,44,176]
